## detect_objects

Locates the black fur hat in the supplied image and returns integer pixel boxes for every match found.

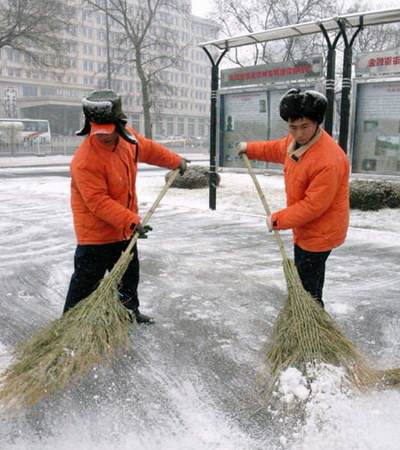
[76,89,137,144]
[279,88,327,124]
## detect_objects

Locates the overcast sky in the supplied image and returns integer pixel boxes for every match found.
[192,0,212,18]
[191,0,399,19]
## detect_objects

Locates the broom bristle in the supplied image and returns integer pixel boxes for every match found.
[0,251,134,412]
[373,368,400,387]
[263,258,398,395]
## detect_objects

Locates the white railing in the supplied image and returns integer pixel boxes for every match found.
[0,136,209,156]
[0,137,82,156]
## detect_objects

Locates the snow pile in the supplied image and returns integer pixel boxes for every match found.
[278,367,310,403]
[272,364,400,450]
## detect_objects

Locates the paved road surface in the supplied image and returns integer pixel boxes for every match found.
[0,171,399,449]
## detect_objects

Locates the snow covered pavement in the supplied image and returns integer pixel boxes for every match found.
[0,165,399,449]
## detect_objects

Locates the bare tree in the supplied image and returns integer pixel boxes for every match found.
[86,0,190,138]
[210,0,340,66]
[345,1,400,54]
[0,0,74,65]
[210,0,400,66]
[210,0,275,66]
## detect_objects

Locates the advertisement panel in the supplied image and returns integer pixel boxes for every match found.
[4,87,18,118]
[352,80,400,175]
[221,57,323,88]
[220,84,322,169]
[221,90,270,169]
[355,49,400,77]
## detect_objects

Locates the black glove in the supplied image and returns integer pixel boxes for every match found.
[178,158,190,175]
[132,223,153,238]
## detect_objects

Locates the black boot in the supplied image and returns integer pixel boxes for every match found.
[134,310,155,324]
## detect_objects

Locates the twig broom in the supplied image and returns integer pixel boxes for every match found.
[0,169,180,412]
[242,155,399,394]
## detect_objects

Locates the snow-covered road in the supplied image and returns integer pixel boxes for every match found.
[0,167,399,449]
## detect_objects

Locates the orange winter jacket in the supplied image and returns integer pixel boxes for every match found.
[70,127,181,244]
[247,129,350,252]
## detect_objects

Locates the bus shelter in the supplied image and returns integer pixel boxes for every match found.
[200,8,400,209]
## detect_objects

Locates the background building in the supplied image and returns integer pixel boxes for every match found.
[0,1,219,141]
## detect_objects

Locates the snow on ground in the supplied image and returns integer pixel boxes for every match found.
[275,364,400,450]
[0,343,11,374]
[0,159,399,449]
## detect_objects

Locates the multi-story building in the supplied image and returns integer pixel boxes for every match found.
[0,1,219,139]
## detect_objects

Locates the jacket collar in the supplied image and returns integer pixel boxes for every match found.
[287,128,322,162]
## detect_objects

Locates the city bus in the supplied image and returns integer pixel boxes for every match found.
[0,118,51,144]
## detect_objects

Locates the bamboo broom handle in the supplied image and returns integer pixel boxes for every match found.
[241,154,289,261]
[125,168,180,254]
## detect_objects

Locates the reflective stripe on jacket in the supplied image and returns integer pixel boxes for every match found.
[247,129,350,252]
[70,127,181,244]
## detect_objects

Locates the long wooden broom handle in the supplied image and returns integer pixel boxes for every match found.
[125,168,180,254]
[241,154,289,261]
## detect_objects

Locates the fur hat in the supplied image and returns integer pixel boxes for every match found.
[76,89,137,144]
[279,88,327,124]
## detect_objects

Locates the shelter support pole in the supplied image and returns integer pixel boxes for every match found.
[337,18,363,153]
[202,47,228,210]
[318,25,342,136]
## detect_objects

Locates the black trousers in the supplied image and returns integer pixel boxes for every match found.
[294,244,331,307]
[63,240,139,314]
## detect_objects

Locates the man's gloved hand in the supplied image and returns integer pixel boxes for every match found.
[235,141,247,157]
[133,223,153,238]
[178,158,190,175]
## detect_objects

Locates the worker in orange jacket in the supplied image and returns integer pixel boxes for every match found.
[63,89,187,323]
[237,89,350,307]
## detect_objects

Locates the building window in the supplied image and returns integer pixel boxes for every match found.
[198,120,205,137]
[131,114,140,131]
[177,117,184,135]
[41,87,58,96]
[167,117,174,136]
[22,85,38,96]
[155,120,164,136]
[188,118,195,136]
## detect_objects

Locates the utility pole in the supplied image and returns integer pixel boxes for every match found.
[105,0,112,89]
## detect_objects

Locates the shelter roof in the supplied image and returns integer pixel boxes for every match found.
[199,8,400,50]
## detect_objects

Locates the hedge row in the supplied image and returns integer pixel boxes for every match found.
[350,180,400,211]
